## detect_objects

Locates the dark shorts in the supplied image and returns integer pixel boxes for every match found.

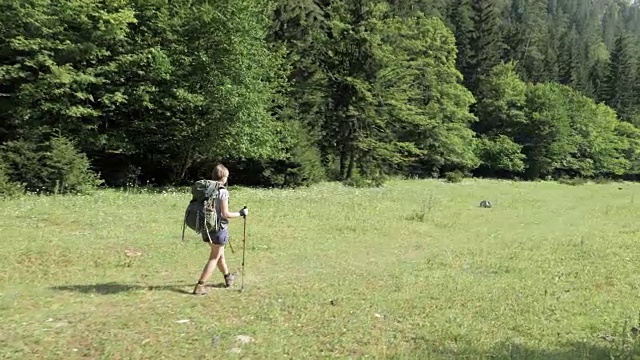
[202,228,229,245]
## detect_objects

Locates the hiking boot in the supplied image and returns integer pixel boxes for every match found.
[224,272,236,288]
[193,283,210,295]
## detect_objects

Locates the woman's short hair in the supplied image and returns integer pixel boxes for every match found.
[212,164,229,181]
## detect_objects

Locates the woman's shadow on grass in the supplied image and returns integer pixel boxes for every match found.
[51,282,227,295]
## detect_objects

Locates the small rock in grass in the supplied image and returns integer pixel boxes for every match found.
[211,335,221,347]
[599,334,616,342]
[236,335,254,344]
[124,248,142,257]
[176,319,190,324]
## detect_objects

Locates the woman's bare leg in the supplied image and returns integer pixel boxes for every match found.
[216,245,236,287]
[216,246,229,275]
[198,244,224,284]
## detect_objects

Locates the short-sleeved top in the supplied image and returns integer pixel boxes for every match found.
[214,185,230,230]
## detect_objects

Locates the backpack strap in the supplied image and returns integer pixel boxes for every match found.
[203,182,220,242]
[214,184,225,231]
[204,195,213,243]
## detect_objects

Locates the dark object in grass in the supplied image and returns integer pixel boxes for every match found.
[211,335,221,347]
[479,200,492,208]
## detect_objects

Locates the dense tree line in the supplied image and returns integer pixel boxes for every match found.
[1,0,640,195]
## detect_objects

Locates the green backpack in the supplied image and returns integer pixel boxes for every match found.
[181,180,223,242]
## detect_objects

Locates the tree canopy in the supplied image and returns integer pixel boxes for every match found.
[2,0,640,194]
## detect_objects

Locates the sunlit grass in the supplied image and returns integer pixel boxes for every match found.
[2,178,640,359]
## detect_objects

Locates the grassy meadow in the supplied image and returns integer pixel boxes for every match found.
[2,178,640,359]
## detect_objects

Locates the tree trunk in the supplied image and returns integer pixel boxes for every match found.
[346,148,355,179]
[175,148,194,183]
[339,147,347,180]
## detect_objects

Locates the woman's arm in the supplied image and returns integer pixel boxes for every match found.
[220,197,244,219]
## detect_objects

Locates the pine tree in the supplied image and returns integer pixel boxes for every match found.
[602,2,622,50]
[467,0,506,96]
[503,0,549,83]
[448,0,474,91]
[605,32,637,121]
[558,25,581,88]
[587,42,610,103]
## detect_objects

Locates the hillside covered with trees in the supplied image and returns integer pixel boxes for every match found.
[2,0,640,194]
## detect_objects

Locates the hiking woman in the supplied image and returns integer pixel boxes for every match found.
[193,164,248,295]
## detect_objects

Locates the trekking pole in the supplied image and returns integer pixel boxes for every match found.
[241,206,247,293]
[227,237,235,254]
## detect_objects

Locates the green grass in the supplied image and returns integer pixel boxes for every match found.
[2,178,640,359]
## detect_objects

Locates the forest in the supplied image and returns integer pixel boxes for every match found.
[2,0,640,194]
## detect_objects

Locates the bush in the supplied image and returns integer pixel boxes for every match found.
[444,170,465,183]
[0,162,24,198]
[196,123,326,189]
[475,135,526,174]
[0,140,43,191]
[593,177,615,184]
[342,177,386,188]
[261,141,326,188]
[557,177,588,186]
[0,136,103,195]
[258,123,326,188]
[42,137,103,194]
[342,172,386,188]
